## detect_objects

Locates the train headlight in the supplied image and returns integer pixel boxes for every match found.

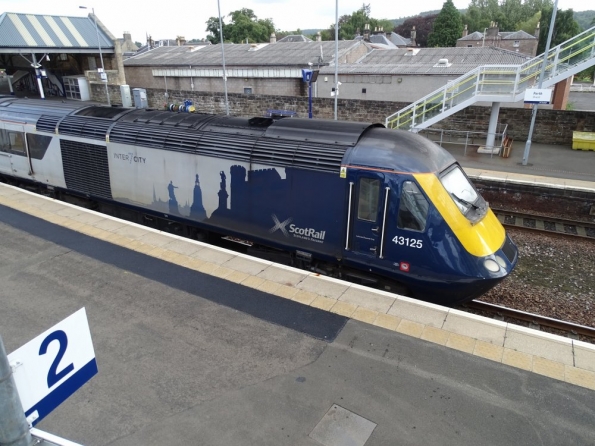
[483,259,500,273]
[495,255,507,269]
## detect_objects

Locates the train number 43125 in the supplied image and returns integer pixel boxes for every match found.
[392,236,423,248]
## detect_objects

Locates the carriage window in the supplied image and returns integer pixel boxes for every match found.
[0,130,8,152]
[8,132,25,155]
[357,178,380,221]
[398,181,429,232]
[27,134,52,159]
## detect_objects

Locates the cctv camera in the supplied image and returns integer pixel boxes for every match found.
[337,81,342,86]
[308,62,313,66]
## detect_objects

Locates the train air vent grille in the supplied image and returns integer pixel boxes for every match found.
[58,117,111,140]
[36,115,61,133]
[252,140,348,173]
[60,139,112,199]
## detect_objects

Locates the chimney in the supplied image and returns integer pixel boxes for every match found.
[487,22,498,37]
[363,23,370,41]
[316,31,321,42]
[176,36,186,46]
[462,24,468,38]
[270,32,276,43]
[534,22,540,38]
[411,26,417,47]
[123,31,132,42]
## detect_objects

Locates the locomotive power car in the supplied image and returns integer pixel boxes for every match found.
[0,97,517,305]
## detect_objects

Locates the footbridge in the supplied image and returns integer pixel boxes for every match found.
[385,26,595,136]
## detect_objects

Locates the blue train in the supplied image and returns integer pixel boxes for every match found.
[0,98,517,305]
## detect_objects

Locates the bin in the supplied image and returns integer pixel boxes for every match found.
[572,131,595,151]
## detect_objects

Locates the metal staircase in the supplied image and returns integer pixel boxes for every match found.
[385,26,595,132]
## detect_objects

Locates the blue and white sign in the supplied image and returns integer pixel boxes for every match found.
[524,88,553,104]
[7,308,97,426]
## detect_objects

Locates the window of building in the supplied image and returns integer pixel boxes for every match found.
[357,178,380,222]
[244,87,253,94]
[397,181,429,232]
[513,40,520,47]
[467,44,473,47]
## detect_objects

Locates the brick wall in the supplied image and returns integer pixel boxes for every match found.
[91,85,595,145]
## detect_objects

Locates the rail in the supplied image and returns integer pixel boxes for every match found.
[419,123,508,156]
[386,26,595,131]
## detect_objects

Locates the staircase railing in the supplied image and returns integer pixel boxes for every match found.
[385,26,595,131]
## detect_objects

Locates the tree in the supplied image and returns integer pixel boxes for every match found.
[320,3,394,41]
[462,0,552,33]
[205,8,275,44]
[394,14,438,47]
[427,0,463,47]
[536,7,580,54]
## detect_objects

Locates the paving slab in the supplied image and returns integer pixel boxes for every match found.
[504,324,574,365]
[442,309,507,345]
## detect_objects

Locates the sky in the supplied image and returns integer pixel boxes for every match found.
[3,0,591,44]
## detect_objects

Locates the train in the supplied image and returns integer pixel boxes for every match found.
[0,97,518,305]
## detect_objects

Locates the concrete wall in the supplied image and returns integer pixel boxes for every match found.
[91,85,595,145]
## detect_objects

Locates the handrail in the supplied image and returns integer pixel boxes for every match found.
[386,26,595,131]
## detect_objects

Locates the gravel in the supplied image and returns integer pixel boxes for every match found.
[479,228,595,328]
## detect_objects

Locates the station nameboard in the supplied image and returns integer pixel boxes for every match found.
[524,88,553,104]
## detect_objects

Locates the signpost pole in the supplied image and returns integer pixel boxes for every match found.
[0,335,32,446]
[521,0,558,166]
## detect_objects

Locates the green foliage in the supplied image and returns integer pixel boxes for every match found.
[536,7,581,54]
[573,10,595,31]
[205,8,275,44]
[427,0,463,47]
[517,11,541,34]
[319,3,394,41]
[394,14,438,47]
[462,0,552,33]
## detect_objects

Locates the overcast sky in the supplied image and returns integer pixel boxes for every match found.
[4,0,591,43]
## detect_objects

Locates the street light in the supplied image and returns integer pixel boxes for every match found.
[80,6,111,106]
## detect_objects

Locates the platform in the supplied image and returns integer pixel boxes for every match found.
[1,180,595,445]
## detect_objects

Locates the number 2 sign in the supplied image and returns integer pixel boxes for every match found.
[7,308,97,426]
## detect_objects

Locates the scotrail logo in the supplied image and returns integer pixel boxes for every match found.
[269,214,326,243]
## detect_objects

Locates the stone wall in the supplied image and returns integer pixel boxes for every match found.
[91,85,595,145]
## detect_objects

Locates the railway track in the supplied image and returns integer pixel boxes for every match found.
[493,209,595,240]
[464,300,595,342]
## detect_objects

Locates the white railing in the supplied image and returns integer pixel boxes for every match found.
[386,26,595,131]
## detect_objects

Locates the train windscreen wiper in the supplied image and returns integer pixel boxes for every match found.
[450,192,479,210]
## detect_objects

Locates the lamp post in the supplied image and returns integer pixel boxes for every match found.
[80,6,111,106]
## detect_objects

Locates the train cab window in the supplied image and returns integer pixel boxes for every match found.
[440,165,488,224]
[7,132,25,155]
[26,134,52,160]
[357,178,380,222]
[397,181,429,232]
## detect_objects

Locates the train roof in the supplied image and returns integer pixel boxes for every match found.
[0,98,454,175]
[346,127,456,174]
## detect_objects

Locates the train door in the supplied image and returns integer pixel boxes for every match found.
[346,171,387,260]
[0,123,32,178]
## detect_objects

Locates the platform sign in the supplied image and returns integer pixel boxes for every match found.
[7,308,97,426]
[524,88,552,104]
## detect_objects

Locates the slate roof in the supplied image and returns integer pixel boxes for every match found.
[124,40,362,67]
[389,33,411,47]
[319,46,531,75]
[277,35,313,42]
[500,30,536,40]
[0,12,113,52]
[459,30,536,41]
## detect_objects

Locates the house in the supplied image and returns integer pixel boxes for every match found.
[457,22,539,57]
